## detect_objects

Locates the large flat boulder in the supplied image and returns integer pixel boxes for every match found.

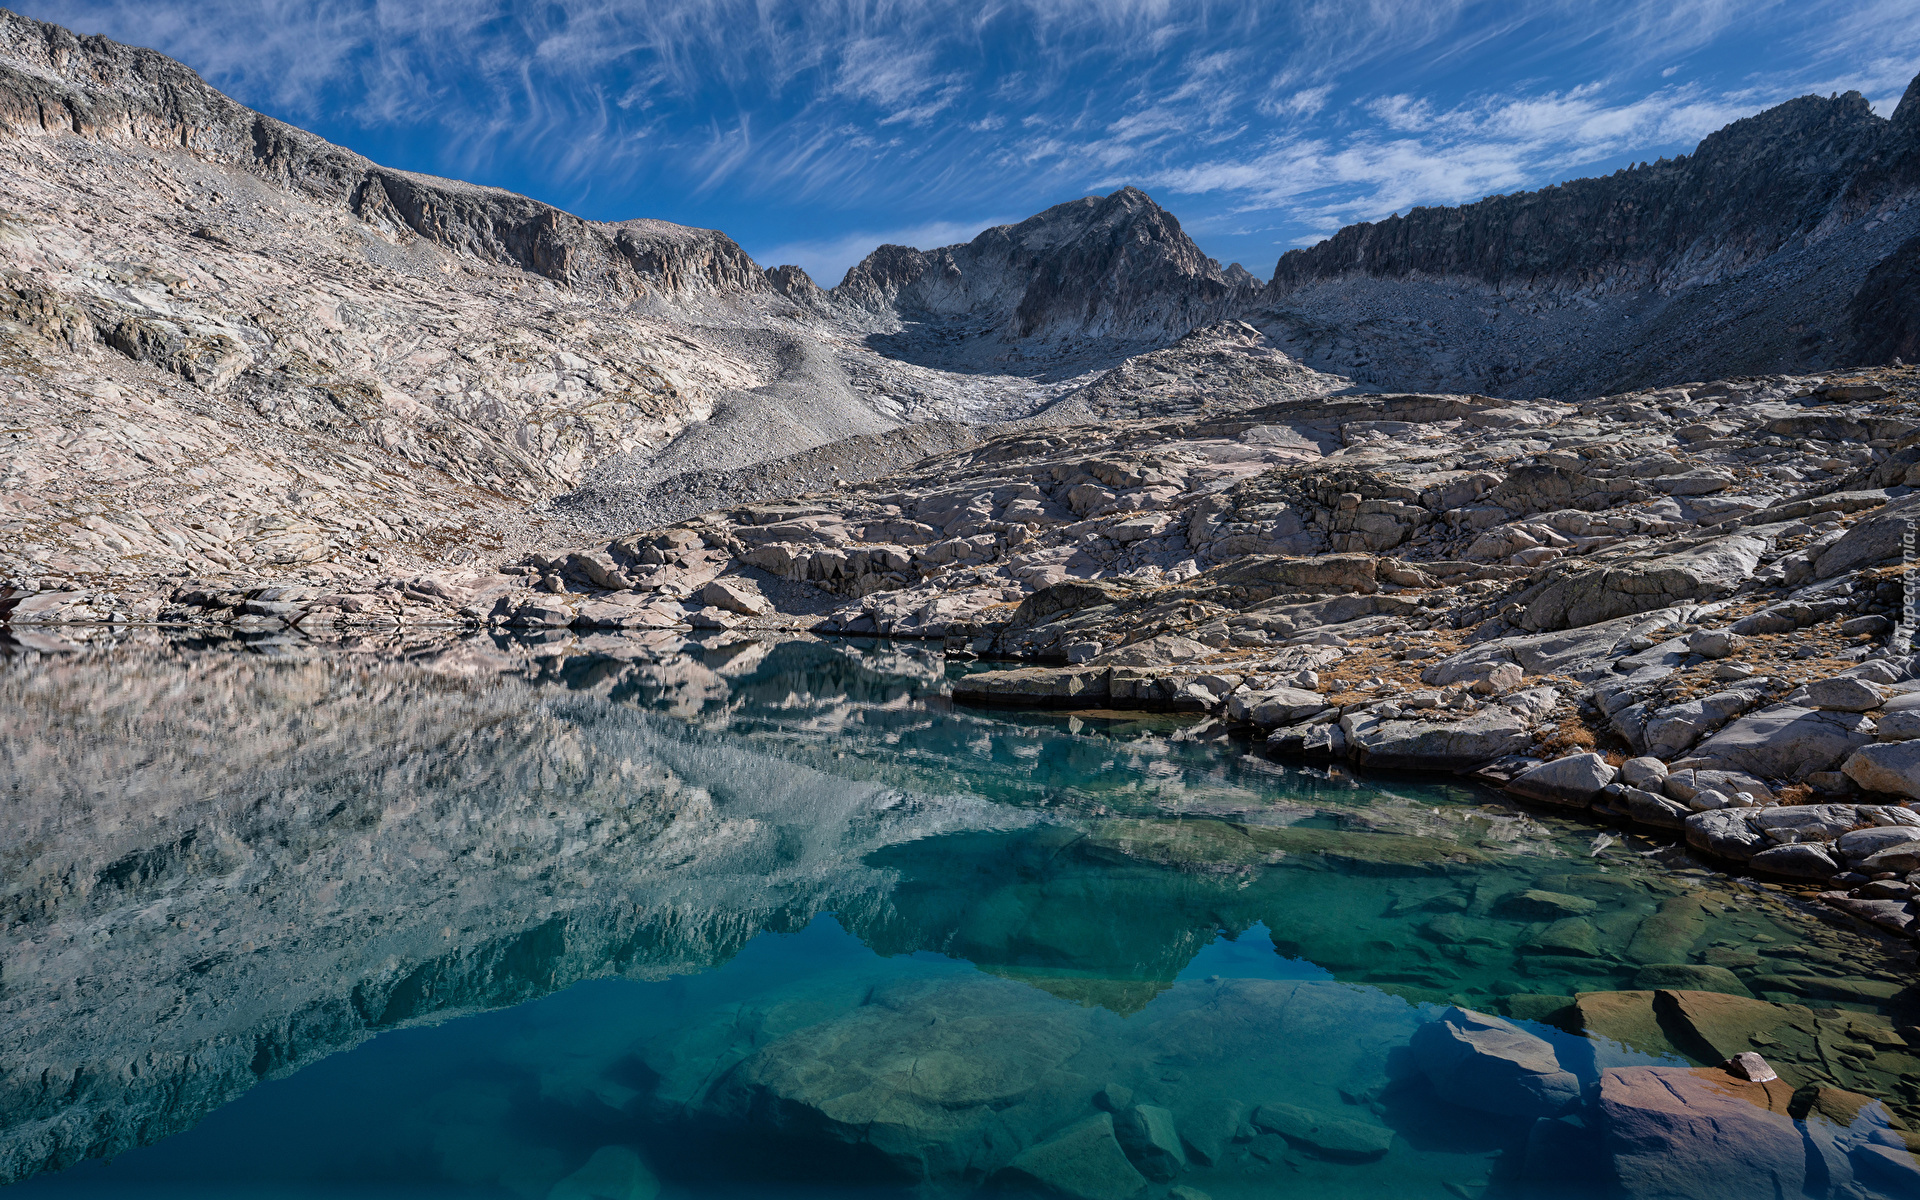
[951,667,1111,707]
[1409,1007,1580,1118]
[1683,810,1768,862]
[1599,1066,1804,1200]
[1747,842,1841,881]
[1342,708,1534,770]
[1682,706,1875,778]
[1198,553,1378,595]
[1514,536,1765,633]
[1813,491,1920,579]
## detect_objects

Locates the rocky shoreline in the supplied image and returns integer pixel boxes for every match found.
[16,352,1920,947]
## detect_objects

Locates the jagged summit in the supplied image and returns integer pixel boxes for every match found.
[833,186,1256,344]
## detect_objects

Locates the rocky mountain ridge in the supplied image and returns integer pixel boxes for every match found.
[1252,76,1920,396]
[0,12,768,300]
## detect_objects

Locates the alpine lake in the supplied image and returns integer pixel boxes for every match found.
[4,629,1919,1200]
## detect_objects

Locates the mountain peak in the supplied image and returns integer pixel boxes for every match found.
[834,186,1249,345]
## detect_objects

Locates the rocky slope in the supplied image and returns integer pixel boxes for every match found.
[1254,76,1920,396]
[111,342,1920,910]
[0,10,1126,593]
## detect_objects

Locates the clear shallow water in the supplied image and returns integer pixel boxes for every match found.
[3,630,1919,1199]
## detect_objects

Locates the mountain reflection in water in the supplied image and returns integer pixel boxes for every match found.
[3,629,1918,1199]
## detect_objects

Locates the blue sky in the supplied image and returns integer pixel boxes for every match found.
[21,1,1920,285]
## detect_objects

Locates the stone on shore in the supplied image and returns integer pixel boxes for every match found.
[1746,842,1841,881]
[952,668,1110,707]
[1808,676,1888,713]
[1684,809,1768,862]
[1684,706,1875,778]
[1507,752,1615,807]
[1843,741,1920,798]
[700,578,772,617]
[1343,708,1533,770]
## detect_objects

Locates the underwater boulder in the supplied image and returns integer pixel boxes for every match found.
[1112,1104,1187,1181]
[1249,1102,1393,1161]
[996,1113,1149,1200]
[1410,1007,1581,1118]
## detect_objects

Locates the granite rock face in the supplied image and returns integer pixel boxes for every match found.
[1258,74,1920,396]
[835,187,1257,347]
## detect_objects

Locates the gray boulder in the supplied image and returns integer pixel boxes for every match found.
[1094,635,1212,667]
[1507,753,1615,807]
[1834,825,1920,863]
[1684,706,1874,777]
[1747,842,1842,880]
[1409,1007,1580,1118]
[1812,491,1920,579]
[1858,842,1920,873]
[1686,788,1733,811]
[1843,742,1920,798]
[1642,685,1768,758]
[1342,708,1534,770]
[1620,786,1692,830]
[1514,535,1765,633]
[1619,756,1668,790]
[701,578,771,616]
[1875,710,1920,741]
[1685,809,1769,862]
[1663,768,1774,805]
[1242,687,1332,726]
[1686,629,1743,658]
[1807,677,1888,713]
[1754,803,1861,843]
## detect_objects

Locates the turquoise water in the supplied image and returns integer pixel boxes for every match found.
[2,631,1917,1199]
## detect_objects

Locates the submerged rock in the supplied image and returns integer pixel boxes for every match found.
[997,1114,1149,1200]
[1409,1007,1580,1118]
[1249,1102,1393,1161]
[546,1147,660,1200]
[1112,1104,1186,1181]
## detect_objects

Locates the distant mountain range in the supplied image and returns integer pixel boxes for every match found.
[8,5,1913,400]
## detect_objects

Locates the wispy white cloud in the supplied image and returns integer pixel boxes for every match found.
[13,0,1920,275]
